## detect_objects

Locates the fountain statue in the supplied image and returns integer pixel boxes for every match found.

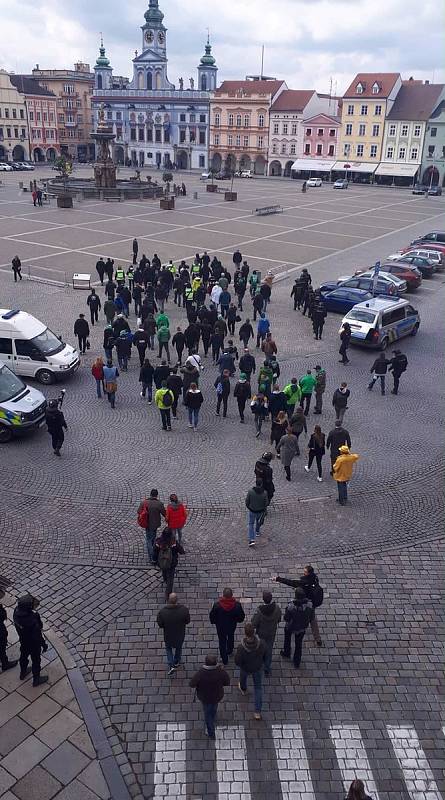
[90,104,117,188]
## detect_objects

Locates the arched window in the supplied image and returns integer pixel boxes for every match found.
[244,114,249,127]
[228,113,234,126]
[138,71,144,90]
[236,114,242,127]
[97,74,103,90]
[146,72,152,90]
[200,74,207,91]
[155,71,161,89]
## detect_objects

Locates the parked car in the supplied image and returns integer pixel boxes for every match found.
[320,274,399,297]
[19,162,35,171]
[240,170,253,178]
[320,287,372,313]
[341,297,420,350]
[428,185,442,196]
[389,248,444,270]
[200,171,211,180]
[391,254,435,278]
[333,179,348,189]
[410,231,445,246]
[352,270,407,293]
[307,178,322,187]
[380,262,422,291]
[11,162,25,171]
[0,362,47,444]
[0,163,13,172]
[412,183,427,195]
[215,172,231,180]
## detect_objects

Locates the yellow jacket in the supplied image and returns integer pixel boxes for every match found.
[333,448,359,482]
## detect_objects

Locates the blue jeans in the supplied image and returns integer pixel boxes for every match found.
[145,529,157,562]
[239,668,263,712]
[95,378,102,398]
[337,481,348,504]
[263,639,274,674]
[202,702,218,737]
[118,355,128,370]
[141,382,152,401]
[188,408,199,427]
[165,641,183,668]
[104,348,112,362]
[248,510,264,543]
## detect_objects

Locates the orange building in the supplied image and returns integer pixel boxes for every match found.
[209,79,286,175]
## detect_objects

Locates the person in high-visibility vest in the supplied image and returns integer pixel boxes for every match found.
[190,262,201,278]
[184,284,194,305]
[192,277,202,294]
[115,266,125,285]
[127,265,135,290]
[167,260,177,277]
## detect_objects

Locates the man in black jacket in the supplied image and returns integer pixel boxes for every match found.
[274,566,323,646]
[280,588,314,668]
[73,313,89,354]
[239,348,256,381]
[13,594,48,686]
[388,349,408,395]
[45,399,68,456]
[95,257,105,284]
[189,655,230,739]
[368,353,389,395]
[234,373,251,422]
[87,288,101,325]
[157,593,190,676]
[166,368,183,418]
[326,421,351,473]
[239,319,254,348]
[209,588,245,665]
[254,452,274,502]
[154,360,171,389]
[332,383,350,424]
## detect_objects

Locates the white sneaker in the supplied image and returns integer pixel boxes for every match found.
[140,392,144,397]
[317,477,323,482]
[249,541,255,547]
[304,466,310,473]
[188,423,193,428]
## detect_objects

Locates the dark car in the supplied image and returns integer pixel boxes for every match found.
[411,231,445,247]
[320,276,397,297]
[380,262,422,291]
[412,183,427,195]
[428,185,442,196]
[394,254,435,278]
[215,172,231,180]
[321,287,372,313]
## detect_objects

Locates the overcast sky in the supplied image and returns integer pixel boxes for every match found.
[1,0,444,94]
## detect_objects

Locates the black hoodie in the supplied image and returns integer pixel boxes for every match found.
[13,599,42,646]
[251,602,282,642]
[45,407,67,434]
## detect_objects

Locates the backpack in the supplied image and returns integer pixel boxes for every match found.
[158,546,173,571]
[310,583,324,609]
[162,390,173,408]
[285,602,312,633]
[137,501,149,528]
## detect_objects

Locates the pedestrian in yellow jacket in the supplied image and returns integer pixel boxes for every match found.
[333,445,359,506]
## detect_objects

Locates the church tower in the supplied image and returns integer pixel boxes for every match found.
[197,36,218,92]
[133,0,173,90]
[94,38,113,91]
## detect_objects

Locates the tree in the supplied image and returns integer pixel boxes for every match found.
[53,155,72,192]
[162,171,173,197]
[209,166,218,185]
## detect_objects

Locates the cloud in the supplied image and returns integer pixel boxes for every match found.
[0,0,443,94]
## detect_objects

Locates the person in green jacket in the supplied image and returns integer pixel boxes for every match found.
[156,311,170,330]
[157,325,171,362]
[283,378,302,416]
[299,370,316,416]
[155,381,174,431]
[257,361,274,397]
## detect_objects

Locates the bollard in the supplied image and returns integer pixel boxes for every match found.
[193,191,198,200]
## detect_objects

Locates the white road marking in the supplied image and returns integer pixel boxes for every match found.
[153,722,186,798]
[272,723,316,799]
[330,724,380,799]
[216,724,251,800]
[387,725,443,800]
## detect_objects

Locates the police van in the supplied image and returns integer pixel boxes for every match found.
[0,309,79,384]
[341,296,420,350]
[0,361,46,443]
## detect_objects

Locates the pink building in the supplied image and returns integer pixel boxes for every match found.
[10,76,60,162]
[302,111,341,159]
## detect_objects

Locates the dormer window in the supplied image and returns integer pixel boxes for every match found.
[356,83,364,94]
[372,82,380,94]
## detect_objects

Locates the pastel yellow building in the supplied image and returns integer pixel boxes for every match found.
[337,73,402,179]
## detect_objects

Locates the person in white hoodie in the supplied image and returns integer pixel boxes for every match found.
[211,283,222,308]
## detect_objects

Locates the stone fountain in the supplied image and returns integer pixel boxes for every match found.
[90,105,117,189]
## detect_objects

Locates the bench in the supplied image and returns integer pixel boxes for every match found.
[104,192,122,202]
[253,204,284,216]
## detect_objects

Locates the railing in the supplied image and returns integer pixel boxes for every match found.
[93,89,210,100]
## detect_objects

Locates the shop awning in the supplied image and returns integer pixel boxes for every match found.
[333,161,378,174]
[374,162,420,177]
[291,158,336,172]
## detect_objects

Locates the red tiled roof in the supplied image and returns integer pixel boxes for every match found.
[343,73,400,99]
[387,82,444,121]
[271,89,315,111]
[215,80,285,97]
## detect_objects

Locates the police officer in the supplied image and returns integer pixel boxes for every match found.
[388,350,408,395]
[127,264,135,290]
[45,398,68,456]
[312,293,327,340]
[291,277,304,311]
[13,594,48,687]
[184,283,194,309]
[115,265,126,286]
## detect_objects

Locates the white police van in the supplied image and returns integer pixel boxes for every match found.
[0,361,46,443]
[0,309,79,384]
[341,296,420,350]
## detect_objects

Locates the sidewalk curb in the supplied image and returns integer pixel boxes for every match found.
[46,628,132,800]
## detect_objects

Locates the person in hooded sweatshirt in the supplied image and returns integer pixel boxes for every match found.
[233,373,251,422]
[13,594,48,686]
[274,566,324,646]
[209,588,245,665]
[245,479,268,546]
[280,587,314,669]
[234,622,267,720]
[332,382,350,424]
[45,399,67,456]
[252,591,282,675]
[181,360,200,403]
[189,654,230,739]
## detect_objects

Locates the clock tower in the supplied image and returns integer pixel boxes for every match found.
[134,0,173,90]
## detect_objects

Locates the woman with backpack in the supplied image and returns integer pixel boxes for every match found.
[304,425,326,482]
[165,494,188,544]
[91,357,105,399]
[273,565,323,646]
[153,527,185,599]
[214,370,231,417]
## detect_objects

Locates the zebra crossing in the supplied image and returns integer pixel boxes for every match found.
[152,721,445,798]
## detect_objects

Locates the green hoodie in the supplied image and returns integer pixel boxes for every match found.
[299,374,316,395]
[157,325,171,343]
[156,312,169,329]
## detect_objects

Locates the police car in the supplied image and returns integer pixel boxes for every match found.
[0,362,46,443]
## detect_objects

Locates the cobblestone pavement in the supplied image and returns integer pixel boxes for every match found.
[0,178,444,799]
